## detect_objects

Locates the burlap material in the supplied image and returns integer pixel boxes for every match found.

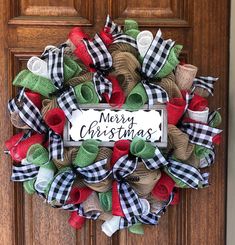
[108,42,139,57]
[127,162,161,198]
[98,212,113,221]
[168,125,195,161]
[157,73,182,99]
[194,87,210,98]
[41,98,58,119]
[147,195,166,214]
[82,191,103,215]
[66,72,93,87]
[110,51,141,96]
[84,147,113,192]
[184,151,200,168]
[53,147,78,169]
[10,111,30,129]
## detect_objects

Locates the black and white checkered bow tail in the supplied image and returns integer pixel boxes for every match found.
[142,147,168,170]
[113,155,145,221]
[83,34,112,70]
[51,203,80,211]
[57,86,79,123]
[193,76,218,96]
[167,159,209,189]
[48,130,64,160]
[93,72,113,100]
[142,82,169,107]
[41,43,67,89]
[142,29,175,78]
[11,164,39,182]
[47,168,76,205]
[181,122,222,149]
[8,89,47,134]
[76,159,111,183]
[104,15,137,49]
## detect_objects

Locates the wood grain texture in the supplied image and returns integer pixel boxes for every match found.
[0,0,229,244]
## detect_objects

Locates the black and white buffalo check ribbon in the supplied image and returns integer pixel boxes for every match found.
[11,164,39,182]
[112,155,143,221]
[142,82,169,107]
[141,147,169,170]
[167,159,209,189]
[112,149,168,222]
[41,43,79,122]
[8,89,47,134]
[142,29,175,78]
[199,147,216,168]
[47,159,110,205]
[180,122,222,149]
[77,204,101,220]
[8,89,64,160]
[104,15,137,49]
[41,43,67,89]
[83,34,113,100]
[119,192,174,229]
[193,76,218,96]
[139,29,175,107]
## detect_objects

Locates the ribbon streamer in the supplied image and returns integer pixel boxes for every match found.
[104,15,137,49]
[11,164,40,182]
[193,76,218,96]
[167,159,209,189]
[83,34,113,100]
[180,122,222,149]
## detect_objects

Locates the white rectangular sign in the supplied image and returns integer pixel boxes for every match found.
[64,105,167,147]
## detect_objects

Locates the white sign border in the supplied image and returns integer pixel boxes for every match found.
[63,104,167,148]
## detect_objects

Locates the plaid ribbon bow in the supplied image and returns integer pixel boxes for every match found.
[112,147,168,222]
[167,158,210,189]
[180,122,222,149]
[41,44,79,123]
[41,43,67,89]
[139,29,174,107]
[47,159,110,205]
[112,155,143,222]
[119,192,174,229]
[83,34,113,100]
[104,15,137,49]
[11,164,39,182]
[193,76,218,96]
[8,89,63,160]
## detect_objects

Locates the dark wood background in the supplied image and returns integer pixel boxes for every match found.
[0,0,229,244]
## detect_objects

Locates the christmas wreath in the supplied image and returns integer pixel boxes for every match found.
[4,15,222,236]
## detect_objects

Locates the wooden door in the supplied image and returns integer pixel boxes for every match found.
[0,0,229,244]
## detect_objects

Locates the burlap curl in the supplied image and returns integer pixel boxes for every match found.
[41,98,58,119]
[66,72,93,87]
[108,42,139,57]
[110,51,141,96]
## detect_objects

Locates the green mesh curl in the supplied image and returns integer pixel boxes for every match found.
[74,81,99,104]
[124,19,139,32]
[130,137,156,159]
[208,111,222,128]
[23,178,36,195]
[98,190,112,212]
[124,83,148,110]
[73,139,100,167]
[64,56,82,82]
[26,144,49,166]
[13,69,57,98]
[128,223,144,235]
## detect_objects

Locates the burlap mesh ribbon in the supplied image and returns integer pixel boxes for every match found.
[157,73,182,99]
[168,125,195,161]
[194,87,210,98]
[108,42,139,58]
[109,51,141,96]
[66,72,93,87]
[127,162,161,198]
[41,98,58,119]
[53,147,78,169]
[84,147,113,192]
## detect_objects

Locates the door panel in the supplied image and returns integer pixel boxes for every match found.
[0,0,229,244]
